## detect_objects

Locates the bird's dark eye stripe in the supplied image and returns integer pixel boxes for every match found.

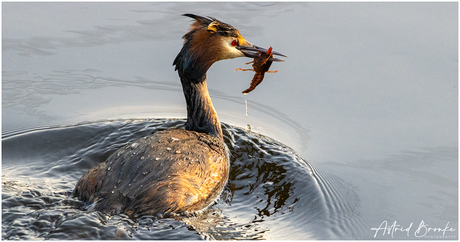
[216,30,228,36]
[216,30,238,38]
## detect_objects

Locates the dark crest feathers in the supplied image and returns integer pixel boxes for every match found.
[182,13,236,35]
[182,14,214,26]
[173,14,239,82]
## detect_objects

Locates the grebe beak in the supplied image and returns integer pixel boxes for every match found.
[237,43,287,62]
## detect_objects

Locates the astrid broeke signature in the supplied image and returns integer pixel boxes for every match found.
[371,220,456,239]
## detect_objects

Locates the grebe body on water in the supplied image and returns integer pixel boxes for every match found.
[74,14,285,217]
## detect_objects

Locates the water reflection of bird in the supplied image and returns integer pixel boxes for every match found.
[73,14,286,217]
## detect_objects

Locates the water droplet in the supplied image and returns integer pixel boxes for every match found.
[131,143,139,148]
[166,147,171,151]
[112,191,114,193]
[155,157,160,161]
[107,167,111,171]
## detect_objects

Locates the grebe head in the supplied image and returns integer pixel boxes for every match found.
[174,14,285,81]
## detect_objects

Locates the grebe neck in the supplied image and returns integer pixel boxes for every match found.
[180,75,223,139]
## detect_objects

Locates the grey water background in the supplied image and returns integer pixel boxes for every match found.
[2,2,458,239]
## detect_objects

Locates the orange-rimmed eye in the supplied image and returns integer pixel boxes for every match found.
[231,39,238,46]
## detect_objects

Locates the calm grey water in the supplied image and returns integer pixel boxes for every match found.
[2,2,458,240]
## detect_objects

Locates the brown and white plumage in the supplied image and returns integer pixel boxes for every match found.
[74,129,227,216]
[73,14,285,217]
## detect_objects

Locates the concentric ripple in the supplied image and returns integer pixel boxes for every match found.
[2,119,363,240]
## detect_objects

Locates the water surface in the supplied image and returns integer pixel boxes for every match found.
[2,2,458,240]
[2,119,364,239]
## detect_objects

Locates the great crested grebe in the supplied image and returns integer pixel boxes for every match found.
[74,14,285,217]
